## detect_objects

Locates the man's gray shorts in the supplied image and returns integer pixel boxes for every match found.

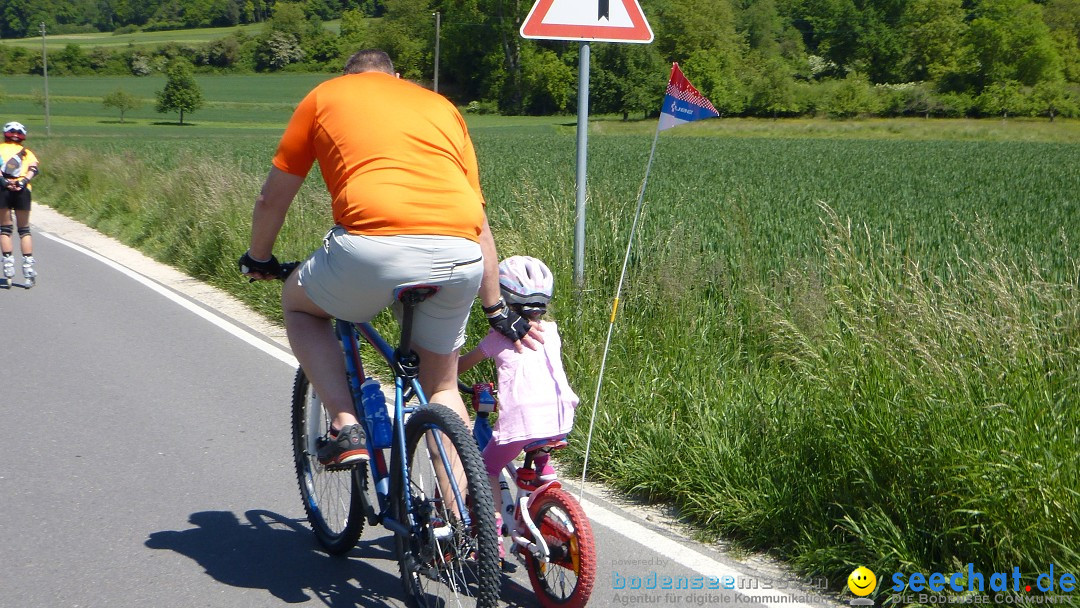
[298,227,484,353]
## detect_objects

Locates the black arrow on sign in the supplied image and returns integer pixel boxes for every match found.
[599,0,609,20]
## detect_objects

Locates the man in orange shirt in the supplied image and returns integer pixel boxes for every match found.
[240,49,538,466]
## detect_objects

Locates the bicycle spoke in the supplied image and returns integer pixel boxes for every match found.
[394,405,499,608]
[292,369,365,554]
[525,488,596,608]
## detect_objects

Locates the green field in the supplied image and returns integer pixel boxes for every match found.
[0,73,334,129]
[0,20,341,51]
[16,74,1080,603]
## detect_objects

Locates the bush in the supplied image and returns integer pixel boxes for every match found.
[818,72,882,118]
[938,91,975,117]
[462,100,500,115]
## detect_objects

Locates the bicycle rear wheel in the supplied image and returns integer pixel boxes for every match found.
[292,367,365,554]
[392,404,500,608]
[524,487,596,608]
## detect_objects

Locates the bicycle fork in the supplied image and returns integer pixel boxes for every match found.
[507,478,563,562]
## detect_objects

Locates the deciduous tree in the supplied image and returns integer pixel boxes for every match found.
[103,88,143,122]
[1031,78,1078,120]
[155,58,204,124]
[966,0,1062,88]
[900,0,970,85]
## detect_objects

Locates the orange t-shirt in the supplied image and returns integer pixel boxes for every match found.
[272,72,486,241]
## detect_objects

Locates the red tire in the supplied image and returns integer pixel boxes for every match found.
[524,487,596,608]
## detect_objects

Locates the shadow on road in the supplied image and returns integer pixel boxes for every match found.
[145,509,400,606]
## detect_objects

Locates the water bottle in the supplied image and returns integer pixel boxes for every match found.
[361,378,392,449]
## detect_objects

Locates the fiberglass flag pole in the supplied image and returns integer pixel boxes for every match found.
[578,63,720,501]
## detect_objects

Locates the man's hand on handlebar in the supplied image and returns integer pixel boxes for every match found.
[238,251,283,282]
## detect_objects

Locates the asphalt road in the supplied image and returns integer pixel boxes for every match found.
[0,209,839,608]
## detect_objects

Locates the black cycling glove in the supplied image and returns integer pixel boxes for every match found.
[238,251,282,278]
[485,300,532,342]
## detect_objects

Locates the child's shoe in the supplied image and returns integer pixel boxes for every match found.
[494,514,510,571]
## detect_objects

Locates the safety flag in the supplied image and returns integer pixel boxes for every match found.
[657,62,719,131]
[579,62,720,499]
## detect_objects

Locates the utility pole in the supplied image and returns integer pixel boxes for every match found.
[40,22,51,135]
[432,11,441,93]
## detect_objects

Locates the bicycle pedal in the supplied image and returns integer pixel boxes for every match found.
[321,459,367,472]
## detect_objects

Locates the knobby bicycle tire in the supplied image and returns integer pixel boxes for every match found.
[524,487,597,608]
[291,367,366,555]
[391,404,500,608]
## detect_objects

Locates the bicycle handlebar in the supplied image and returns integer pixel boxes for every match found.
[278,261,301,281]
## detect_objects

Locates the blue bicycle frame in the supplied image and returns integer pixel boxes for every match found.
[339,319,473,536]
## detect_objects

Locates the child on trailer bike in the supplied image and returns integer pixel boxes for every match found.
[458,256,580,564]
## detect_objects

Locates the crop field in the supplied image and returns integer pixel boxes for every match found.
[0,73,333,129]
[0,20,341,50]
[14,74,1080,598]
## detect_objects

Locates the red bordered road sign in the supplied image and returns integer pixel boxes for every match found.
[520,0,653,43]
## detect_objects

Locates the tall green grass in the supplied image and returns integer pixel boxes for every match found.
[31,126,1079,601]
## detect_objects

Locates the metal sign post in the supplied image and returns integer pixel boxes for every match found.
[520,0,653,290]
[574,42,590,289]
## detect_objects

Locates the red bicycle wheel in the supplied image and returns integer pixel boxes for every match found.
[524,487,597,608]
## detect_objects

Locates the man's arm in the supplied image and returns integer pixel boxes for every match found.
[243,166,305,280]
[477,216,502,310]
[477,215,543,350]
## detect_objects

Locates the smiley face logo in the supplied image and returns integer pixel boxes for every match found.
[848,566,877,597]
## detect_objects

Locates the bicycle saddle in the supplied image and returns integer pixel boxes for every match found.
[394,284,440,305]
[523,437,569,453]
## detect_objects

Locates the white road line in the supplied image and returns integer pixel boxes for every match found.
[583,499,819,607]
[41,231,297,368]
[43,229,828,608]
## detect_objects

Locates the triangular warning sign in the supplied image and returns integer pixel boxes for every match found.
[520,0,653,43]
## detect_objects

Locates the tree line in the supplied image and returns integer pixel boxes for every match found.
[2,0,1079,119]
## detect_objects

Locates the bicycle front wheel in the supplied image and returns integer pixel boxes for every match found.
[291,367,365,554]
[392,404,500,608]
[524,487,597,608]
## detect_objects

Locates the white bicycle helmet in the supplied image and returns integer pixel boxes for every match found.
[3,121,27,142]
[498,256,554,316]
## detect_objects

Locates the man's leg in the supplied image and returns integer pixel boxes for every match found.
[416,347,469,423]
[416,346,472,499]
[281,273,359,431]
